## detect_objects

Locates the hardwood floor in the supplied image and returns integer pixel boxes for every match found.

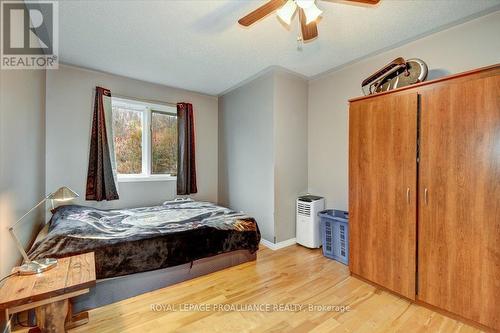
[16,245,484,332]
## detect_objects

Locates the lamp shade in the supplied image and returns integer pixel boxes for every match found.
[48,186,79,201]
[303,3,322,24]
[277,0,297,25]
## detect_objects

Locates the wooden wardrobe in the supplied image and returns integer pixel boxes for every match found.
[348,65,500,331]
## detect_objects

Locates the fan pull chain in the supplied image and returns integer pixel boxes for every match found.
[297,19,303,51]
[297,36,303,51]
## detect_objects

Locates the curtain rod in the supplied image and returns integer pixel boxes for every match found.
[112,93,178,108]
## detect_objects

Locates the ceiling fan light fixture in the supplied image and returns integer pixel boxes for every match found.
[295,0,315,9]
[303,3,322,24]
[277,0,297,25]
[238,0,380,42]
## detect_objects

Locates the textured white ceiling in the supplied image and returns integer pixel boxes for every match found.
[58,0,500,95]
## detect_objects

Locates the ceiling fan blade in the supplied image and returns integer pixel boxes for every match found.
[238,0,287,26]
[299,8,318,41]
[343,0,380,4]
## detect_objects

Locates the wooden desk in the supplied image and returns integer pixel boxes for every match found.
[0,252,96,333]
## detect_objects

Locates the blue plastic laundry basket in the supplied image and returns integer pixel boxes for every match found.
[319,210,349,265]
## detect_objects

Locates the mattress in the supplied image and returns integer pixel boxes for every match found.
[28,199,260,279]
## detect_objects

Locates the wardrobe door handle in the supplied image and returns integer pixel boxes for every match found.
[406,187,410,204]
[424,188,428,205]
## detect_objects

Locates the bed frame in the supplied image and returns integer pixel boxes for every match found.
[72,249,256,313]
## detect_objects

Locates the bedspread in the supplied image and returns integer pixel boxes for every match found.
[28,199,260,278]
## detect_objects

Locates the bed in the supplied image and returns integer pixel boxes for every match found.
[28,199,260,312]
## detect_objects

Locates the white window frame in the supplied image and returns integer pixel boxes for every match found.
[112,97,177,183]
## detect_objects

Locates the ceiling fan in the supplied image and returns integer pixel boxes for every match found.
[238,0,380,42]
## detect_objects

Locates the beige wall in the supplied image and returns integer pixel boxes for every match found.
[46,65,218,210]
[273,71,308,242]
[308,11,500,210]
[0,70,46,277]
[218,72,276,242]
[219,69,308,243]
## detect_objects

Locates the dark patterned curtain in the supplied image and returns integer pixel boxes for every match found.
[86,87,119,201]
[177,103,197,195]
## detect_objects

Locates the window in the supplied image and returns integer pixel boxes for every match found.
[111,97,177,181]
[112,102,143,175]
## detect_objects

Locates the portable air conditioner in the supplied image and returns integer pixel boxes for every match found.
[296,195,325,248]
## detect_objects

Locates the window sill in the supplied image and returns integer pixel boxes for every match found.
[118,175,177,183]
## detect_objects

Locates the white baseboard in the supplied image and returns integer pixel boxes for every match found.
[260,238,296,251]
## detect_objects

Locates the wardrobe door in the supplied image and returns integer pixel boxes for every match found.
[418,74,500,330]
[349,93,418,300]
